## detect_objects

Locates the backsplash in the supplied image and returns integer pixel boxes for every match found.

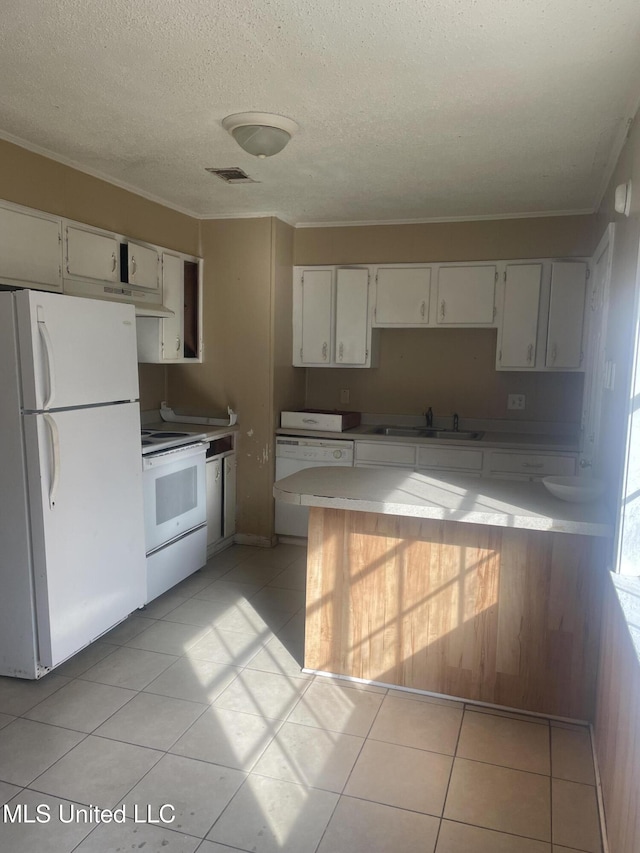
[305,328,584,425]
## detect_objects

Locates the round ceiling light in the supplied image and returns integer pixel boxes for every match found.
[222,112,299,158]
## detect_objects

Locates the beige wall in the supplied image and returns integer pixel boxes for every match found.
[167,218,277,541]
[0,138,200,411]
[307,329,584,423]
[294,215,597,266]
[296,216,597,424]
[271,218,305,428]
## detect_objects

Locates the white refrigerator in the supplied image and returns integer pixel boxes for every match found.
[0,289,146,678]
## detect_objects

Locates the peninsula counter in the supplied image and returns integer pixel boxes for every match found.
[274,467,612,719]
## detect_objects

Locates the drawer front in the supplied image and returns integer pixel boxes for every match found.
[355,442,416,467]
[488,452,576,477]
[417,447,483,471]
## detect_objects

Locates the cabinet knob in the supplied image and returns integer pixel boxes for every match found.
[527,343,533,363]
[420,300,426,318]
[440,300,446,319]
[322,341,328,360]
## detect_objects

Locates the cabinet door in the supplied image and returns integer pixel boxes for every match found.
[0,206,62,290]
[335,268,369,364]
[223,454,237,538]
[437,265,496,324]
[128,241,159,291]
[498,264,542,368]
[300,269,333,364]
[375,267,431,325]
[206,458,223,548]
[66,225,119,282]
[546,262,587,369]
[161,253,184,360]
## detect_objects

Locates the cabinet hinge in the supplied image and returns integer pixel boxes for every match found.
[586,268,591,280]
[499,350,502,361]
[300,347,303,361]
[503,271,507,282]
[495,271,499,283]
[493,305,497,319]
[375,272,378,284]
[580,350,584,365]
[301,273,304,284]
[374,307,377,320]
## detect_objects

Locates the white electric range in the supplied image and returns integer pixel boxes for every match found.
[140,428,209,602]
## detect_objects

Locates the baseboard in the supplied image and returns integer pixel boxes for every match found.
[276,535,308,547]
[206,535,235,559]
[590,722,610,853]
[233,533,278,548]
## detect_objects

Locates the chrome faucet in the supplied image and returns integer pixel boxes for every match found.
[453,412,459,432]
[425,407,433,428]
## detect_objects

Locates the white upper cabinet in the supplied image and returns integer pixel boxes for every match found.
[126,241,160,291]
[0,205,62,291]
[497,264,542,369]
[136,254,202,364]
[374,266,431,326]
[293,266,375,367]
[160,252,184,360]
[436,265,496,325]
[335,267,370,364]
[299,268,333,365]
[65,224,120,282]
[546,262,587,369]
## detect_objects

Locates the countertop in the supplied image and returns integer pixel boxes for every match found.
[144,420,238,442]
[275,425,580,453]
[273,466,612,537]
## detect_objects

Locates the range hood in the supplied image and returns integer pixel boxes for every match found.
[63,278,174,317]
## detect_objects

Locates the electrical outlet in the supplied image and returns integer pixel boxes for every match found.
[507,394,526,410]
[340,389,350,404]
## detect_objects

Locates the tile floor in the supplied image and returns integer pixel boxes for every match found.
[0,544,604,853]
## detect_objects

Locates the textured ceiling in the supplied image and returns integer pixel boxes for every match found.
[1,0,640,224]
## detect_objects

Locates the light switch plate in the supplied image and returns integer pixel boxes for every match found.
[508,393,526,410]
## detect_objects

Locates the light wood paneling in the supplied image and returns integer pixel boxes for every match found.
[594,578,640,853]
[305,507,608,719]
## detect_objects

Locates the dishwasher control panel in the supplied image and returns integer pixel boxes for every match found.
[276,437,354,464]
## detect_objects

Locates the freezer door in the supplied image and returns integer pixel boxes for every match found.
[24,402,146,668]
[15,289,139,410]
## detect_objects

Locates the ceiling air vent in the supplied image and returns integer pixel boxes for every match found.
[205,167,258,184]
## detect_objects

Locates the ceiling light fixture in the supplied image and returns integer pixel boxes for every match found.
[222,112,299,158]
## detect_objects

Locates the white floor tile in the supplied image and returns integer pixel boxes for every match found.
[24,679,136,733]
[0,674,70,716]
[122,753,245,837]
[207,775,338,853]
[94,691,207,750]
[0,791,95,853]
[0,719,84,786]
[213,669,310,720]
[143,657,240,704]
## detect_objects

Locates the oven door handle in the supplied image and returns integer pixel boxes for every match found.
[142,441,208,469]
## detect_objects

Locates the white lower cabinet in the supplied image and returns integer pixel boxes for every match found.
[0,204,62,291]
[353,440,577,482]
[417,446,484,472]
[487,451,577,480]
[206,438,236,553]
[355,442,416,467]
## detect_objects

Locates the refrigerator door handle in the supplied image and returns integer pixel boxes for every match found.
[36,305,56,409]
[43,414,60,509]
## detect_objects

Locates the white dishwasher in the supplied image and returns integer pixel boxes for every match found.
[275,437,354,537]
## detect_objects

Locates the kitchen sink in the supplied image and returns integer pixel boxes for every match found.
[373,426,483,440]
